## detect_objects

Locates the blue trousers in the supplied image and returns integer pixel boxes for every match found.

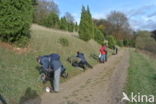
[100,54,106,62]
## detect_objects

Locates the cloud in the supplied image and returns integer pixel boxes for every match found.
[140,19,156,30]
[127,4,156,17]
[148,12,156,17]
[130,16,156,31]
[126,4,156,31]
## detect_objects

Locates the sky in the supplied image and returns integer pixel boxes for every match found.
[54,0,156,31]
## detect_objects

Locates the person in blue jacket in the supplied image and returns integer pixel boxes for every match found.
[76,51,93,69]
[37,54,66,92]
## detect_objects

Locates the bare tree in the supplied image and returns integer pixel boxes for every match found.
[34,0,60,23]
[65,12,75,23]
[107,11,132,40]
[107,11,129,29]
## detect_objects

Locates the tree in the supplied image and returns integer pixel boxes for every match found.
[74,22,79,32]
[65,12,75,23]
[67,22,74,32]
[93,19,112,36]
[32,0,38,6]
[65,12,75,32]
[94,27,104,44]
[59,13,76,32]
[33,0,59,24]
[107,11,132,40]
[107,36,117,49]
[42,12,59,28]
[135,31,156,53]
[79,6,94,41]
[60,17,68,30]
[152,30,156,40]
[0,0,33,46]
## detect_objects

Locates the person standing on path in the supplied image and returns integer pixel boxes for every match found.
[99,44,107,63]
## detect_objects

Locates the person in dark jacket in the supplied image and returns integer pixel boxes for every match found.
[76,51,93,69]
[37,54,66,92]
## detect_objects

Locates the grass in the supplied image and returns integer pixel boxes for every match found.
[126,50,156,104]
[0,24,105,104]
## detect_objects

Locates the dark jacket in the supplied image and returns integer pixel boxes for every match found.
[39,54,62,71]
[40,55,50,71]
[76,53,86,62]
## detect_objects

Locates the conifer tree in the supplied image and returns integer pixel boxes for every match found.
[0,0,33,46]
[79,6,94,41]
[42,12,59,28]
[94,26,104,44]
[60,17,68,30]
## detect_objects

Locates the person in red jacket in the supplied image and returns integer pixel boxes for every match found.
[99,44,107,63]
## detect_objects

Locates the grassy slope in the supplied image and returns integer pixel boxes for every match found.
[127,50,156,104]
[0,24,102,104]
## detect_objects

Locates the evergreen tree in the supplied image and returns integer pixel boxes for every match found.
[67,22,74,32]
[79,6,94,41]
[75,22,79,32]
[86,6,94,38]
[94,26,104,44]
[65,12,75,32]
[0,0,33,46]
[42,12,59,28]
[60,17,68,30]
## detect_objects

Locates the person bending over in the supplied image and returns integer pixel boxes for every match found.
[76,51,93,69]
[37,54,67,92]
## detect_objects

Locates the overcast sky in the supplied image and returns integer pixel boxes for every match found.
[54,0,156,31]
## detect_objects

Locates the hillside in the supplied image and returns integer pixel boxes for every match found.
[0,24,102,104]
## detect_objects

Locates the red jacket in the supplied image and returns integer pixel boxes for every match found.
[99,46,107,55]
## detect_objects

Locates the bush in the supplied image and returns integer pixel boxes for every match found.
[15,36,30,47]
[135,31,156,53]
[107,35,117,49]
[58,37,69,47]
[94,27,104,44]
[117,40,123,47]
[123,39,128,46]
[0,0,33,46]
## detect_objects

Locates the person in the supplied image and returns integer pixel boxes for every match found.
[37,53,66,93]
[113,46,118,55]
[76,51,93,69]
[99,44,107,63]
[105,44,108,62]
[115,46,118,55]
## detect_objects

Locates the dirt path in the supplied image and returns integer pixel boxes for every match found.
[26,48,129,104]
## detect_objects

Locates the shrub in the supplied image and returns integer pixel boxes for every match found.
[107,35,117,49]
[135,31,156,53]
[58,37,69,47]
[123,39,129,46]
[15,36,30,47]
[94,27,104,44]
[0,0,33,46]
[117,40,123,47]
